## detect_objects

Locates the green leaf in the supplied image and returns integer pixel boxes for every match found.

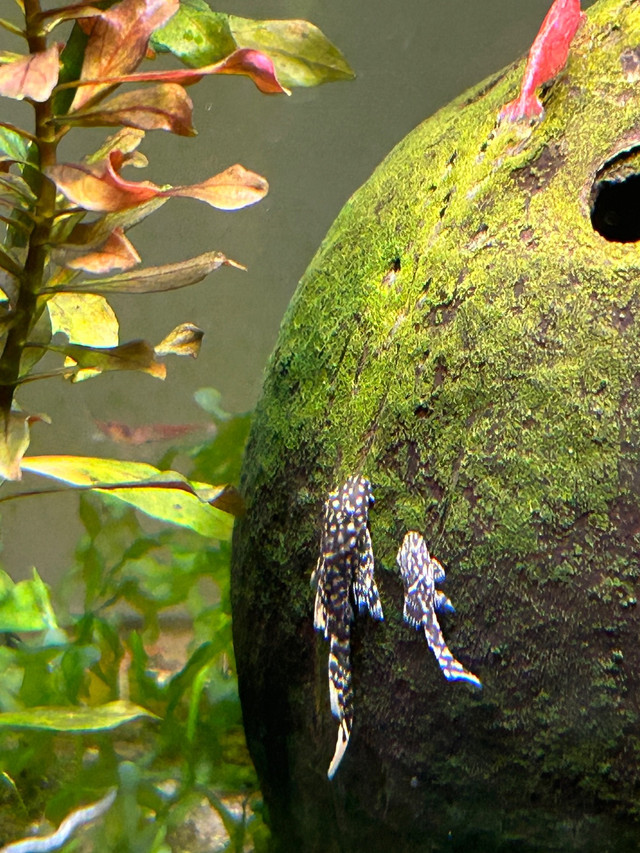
[0,699,157,731]
[150,3,355,88]
[151,0,236,67]
[52,22,89,116]
[229,15,355,88]
[20,455,237,537]
[0,568,59,632]
[0,124,29,162]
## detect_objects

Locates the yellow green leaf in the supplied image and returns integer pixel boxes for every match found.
[20,455,236,537]
[0,700,157,731]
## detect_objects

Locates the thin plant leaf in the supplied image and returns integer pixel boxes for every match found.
[154,322,203,358]
[0,700,157,731]
[48,250,245,295]
[0,44,60,102]
[61,84,196,136]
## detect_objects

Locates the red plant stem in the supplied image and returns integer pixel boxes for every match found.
[0,0,59,413]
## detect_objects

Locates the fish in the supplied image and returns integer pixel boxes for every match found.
[311,475,383,778]
[397,531,482,689]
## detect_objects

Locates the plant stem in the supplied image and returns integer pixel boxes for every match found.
[0,0,57,414]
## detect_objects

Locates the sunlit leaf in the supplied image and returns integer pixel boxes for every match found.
[151,0,235,66]
[0,44,60,102]
[229,16,355,88]
[155,322,203,358]
[64,227,141,273]
[20,455,238,535]
[50,250,244,294]
[169,163,268,210]
[0,699,157,731]
[70,0,179,111]
[50,339,167,381]
[48,291,119,349]
[0,568,59,632]
[61,84,196,137]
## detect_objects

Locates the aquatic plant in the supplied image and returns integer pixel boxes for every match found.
[0,0,352,847]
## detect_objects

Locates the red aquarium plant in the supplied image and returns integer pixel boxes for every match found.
[0,0,353,496]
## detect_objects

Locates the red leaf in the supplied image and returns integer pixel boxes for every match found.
[70,0,179,111]
[47,152,160,212]
[62,83,195,136]
[47,152,268,213]
[71,47,289,96]
[65,227,141,273]
[0,44,60,102]
[499,0,585,122]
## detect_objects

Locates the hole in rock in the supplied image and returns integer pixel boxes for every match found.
[591,147,640,243]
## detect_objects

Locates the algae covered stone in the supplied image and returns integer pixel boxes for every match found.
[232,1,640,849]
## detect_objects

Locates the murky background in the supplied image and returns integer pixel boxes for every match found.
[2,0,596,580]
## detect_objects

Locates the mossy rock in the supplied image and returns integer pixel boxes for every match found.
[232,2,640,850]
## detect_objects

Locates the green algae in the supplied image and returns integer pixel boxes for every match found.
[232,1,640,849]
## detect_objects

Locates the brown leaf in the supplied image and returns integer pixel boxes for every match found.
[49,250,245,295]
[154,322,203,358]
[47,153,268,213]
[62,84,196,136]
[64,227,141,273]
[0,44,60,102]
[94,418,215,445]
[169,164,268,211]
[70,0,179,111]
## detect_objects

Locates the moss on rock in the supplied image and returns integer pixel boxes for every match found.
[232,2,640,849]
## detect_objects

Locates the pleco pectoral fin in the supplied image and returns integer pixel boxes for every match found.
[327,718,350,780]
